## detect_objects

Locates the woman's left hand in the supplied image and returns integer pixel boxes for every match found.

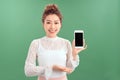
[72,39,87,60]
[52,65,72,73]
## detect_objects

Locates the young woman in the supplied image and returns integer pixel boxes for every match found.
[24,4,87,80]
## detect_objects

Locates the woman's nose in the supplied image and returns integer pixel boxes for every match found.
[51,24,55,28]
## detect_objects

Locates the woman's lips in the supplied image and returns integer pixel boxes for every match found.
[48,29,57,33]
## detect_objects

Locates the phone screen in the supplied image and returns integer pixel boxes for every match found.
[75,32,83,47]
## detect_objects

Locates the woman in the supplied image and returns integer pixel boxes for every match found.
[24,4,87,80]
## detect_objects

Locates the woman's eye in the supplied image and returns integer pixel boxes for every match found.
[46,22,51,24]
[55,22,59,24]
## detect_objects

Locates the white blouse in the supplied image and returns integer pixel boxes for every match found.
[24,36,79,79]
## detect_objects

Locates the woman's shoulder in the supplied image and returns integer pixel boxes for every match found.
[31,36,45,42]
[31,38,39,42]
[30,37,43,44]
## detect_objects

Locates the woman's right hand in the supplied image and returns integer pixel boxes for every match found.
[52,65,72,73]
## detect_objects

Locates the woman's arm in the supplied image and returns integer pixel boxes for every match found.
[24,40,52,77]
[66,40,80,71]
[66,39,87,70]
[24,40,44,76]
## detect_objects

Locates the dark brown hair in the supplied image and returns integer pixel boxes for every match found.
[42,4,62,23]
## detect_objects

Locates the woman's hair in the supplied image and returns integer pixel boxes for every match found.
[42,4,62,23]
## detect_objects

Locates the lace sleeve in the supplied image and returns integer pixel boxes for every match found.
[24,40,46,77]
[66,40,80,71]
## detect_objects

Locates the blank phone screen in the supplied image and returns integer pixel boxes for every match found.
[75,33,83,47]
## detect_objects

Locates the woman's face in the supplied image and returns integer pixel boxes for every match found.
[43,14,61,38]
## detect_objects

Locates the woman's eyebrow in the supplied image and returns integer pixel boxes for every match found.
[45,20,51,22]
[54,20,60,22]
[45,20,60,22]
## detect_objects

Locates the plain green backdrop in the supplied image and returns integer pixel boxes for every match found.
[0,0,120,80]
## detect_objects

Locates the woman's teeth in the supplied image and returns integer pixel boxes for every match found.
[49,30,57,33]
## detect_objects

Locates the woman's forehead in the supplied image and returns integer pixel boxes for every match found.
[45,14,60,21]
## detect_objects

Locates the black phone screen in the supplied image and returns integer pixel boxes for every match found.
[75,33,83,47]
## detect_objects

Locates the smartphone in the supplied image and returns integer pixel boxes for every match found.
[74,30,84,48]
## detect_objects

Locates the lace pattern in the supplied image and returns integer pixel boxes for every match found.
[24,36,79,79]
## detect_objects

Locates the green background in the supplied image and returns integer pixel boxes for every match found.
[0,0,120,80]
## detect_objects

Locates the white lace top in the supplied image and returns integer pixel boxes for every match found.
[24,36,79,79]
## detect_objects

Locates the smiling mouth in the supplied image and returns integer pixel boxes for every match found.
[48,29,57,33]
